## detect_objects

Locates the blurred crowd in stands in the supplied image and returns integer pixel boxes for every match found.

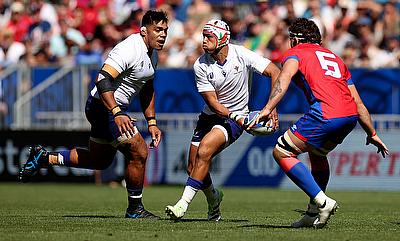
[0,0,398,71]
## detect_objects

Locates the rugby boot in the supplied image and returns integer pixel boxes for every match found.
[165,199,187,220]
[18,145,49,183]
[207,188,224,221]
[313,197,339,229]
[125,206,160,219]
[291,203,318,228]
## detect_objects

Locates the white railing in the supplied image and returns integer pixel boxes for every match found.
[3,64,400,131]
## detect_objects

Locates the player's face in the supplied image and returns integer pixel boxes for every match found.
[202,32,218,53]
[147,21,168,50]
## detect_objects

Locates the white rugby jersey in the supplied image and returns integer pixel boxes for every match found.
[194,44,271,115]
[90,33,157,106]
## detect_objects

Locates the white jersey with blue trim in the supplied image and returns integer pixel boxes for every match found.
[194,44,271,116]
[90,33,157,106]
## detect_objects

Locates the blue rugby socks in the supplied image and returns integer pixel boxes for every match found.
[279,157,325,204]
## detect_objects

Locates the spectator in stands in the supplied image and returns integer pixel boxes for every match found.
[0,0,397,69]
[0,29,26,66]
[229,18,247,45]
[165,36,189,68]
[327,22,354,57]
[341,41,360,68]
[0,0,11,29]
[187,0,214,31]
[50,18,86,61]
[381,1,399,40]
[27,8,52,54]
[159,4,184,48]
[6,2,32,43]
[0,80,7,128]
[75,37,103,65]
[384,35,400,65]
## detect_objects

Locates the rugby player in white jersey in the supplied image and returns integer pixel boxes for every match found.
[165,19,280,221]
[19,10,168,219]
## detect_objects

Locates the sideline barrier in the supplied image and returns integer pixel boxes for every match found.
[1,68,399,129]
[1,129,399,191]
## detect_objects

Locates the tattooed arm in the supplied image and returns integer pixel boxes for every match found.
[249,58,299,126]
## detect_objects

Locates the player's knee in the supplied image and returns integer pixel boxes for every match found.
[120,141,148,164]
[196,146,212,164]
[274,132,302,160]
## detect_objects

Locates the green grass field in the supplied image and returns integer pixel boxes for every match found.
[0,183,399,241]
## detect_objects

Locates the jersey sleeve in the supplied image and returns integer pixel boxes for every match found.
[343,63,353,85]
[238,46,271,74]
[281,49,300,65]
[194,61,214,93]
[104,40,137,74]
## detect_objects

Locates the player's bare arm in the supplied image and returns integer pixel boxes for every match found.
[200,91,230,117]
[200,91,244,126]
[348,84,389,157]
[248,58,298,130]
[140,78,162,148]
[262,62,281,129]
[96,64,135,137]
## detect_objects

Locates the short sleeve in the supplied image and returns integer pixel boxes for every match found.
[104,46,125,74]
[343,64,353,85]
[104,39,138,74]
[281,49,299,65]
[238,46,271,74]
[194,61,214,93]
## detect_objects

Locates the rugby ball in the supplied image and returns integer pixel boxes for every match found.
[243,111,275,136]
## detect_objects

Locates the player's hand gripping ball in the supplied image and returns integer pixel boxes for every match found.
[243,111,275,136]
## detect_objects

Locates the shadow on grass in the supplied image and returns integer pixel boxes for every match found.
[238,224,293,229]
[62,215,119,219]
[166,218,249,223]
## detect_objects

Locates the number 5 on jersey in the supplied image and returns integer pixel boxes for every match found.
[315,51,342,78]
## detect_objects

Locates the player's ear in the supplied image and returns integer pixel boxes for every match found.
[290,38,298,48]
[140,26,147,37]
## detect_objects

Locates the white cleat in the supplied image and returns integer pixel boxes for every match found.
[313,197,339,229]
[207,189,224,221]
[165,200,187,220]
[291,203,318,228]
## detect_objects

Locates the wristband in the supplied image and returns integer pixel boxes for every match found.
[228,112,239,122]
[370,131,377,137]
[111,106,121,116]
[148,119,157,126]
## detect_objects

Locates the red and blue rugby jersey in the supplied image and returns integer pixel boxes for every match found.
[282,43,358,119]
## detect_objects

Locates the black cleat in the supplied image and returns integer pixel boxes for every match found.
[18,145,49,183]
[125,206,160,219]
